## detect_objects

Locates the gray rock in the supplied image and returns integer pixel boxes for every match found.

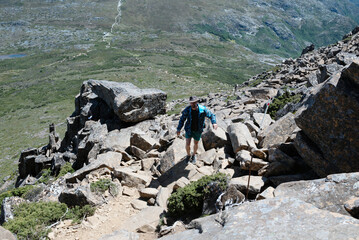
[252,113,274,130]
[230,175,267,195]
[159,197,359,240]
[139,188,159,199]
[295,61,359,177]
[130,129,160,152]
[159,137,204,173]
[274,172,359,216]
[256,186,275,200]
[66,151,122,183]
[130,145,147,160]
[258,148,297,177]
[118,206,165,232]
[344,197,359,218]
[248,88,278,99]
[98,229,139,240]
[156,187,171,208]
[0,226,16,240]
[1,197,27,224]
[131,199,148,210]
[201,126,228,151]
[59,186,102,207]
[251,148,267,159]
[173,177,190,190]
[114,168,152,188]
[258,112,297,148]
[141,158,156,171]
[198,149,217,165]
[83,80,167,122]
[100,129,131,152]
[227,123,256,153]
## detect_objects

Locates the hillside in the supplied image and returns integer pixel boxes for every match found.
[0,27,357,239]
[1,0,359,187]
[120,0,359,56]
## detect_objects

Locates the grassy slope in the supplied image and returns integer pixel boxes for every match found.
[0,34,270,183]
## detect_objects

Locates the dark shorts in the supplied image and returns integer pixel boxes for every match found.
[185,131,202,141]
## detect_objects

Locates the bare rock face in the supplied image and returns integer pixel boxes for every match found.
[295,61,359,177]
[81,80,167,123]
[59,186,102,207]
[274,172,359,216]
[159,197,359,240]
[258,112,297,149]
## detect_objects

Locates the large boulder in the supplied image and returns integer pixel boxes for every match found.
[201,126,228,151]
[274,172,359,216]
[295,61,359,177]
[113,168,152,188]
[227,123,256,153]
[159,197,359,240]
[59,186,102,207]
[65,151,122,183]
[258,112,297,148]
[81,80,167,123]
[18,147,38,179]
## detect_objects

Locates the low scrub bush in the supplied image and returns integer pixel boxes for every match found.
[57,162,75,178]
[3,201,95,240]
[167,173,228,219]
[90,179,118,196]
[268,91,302,119]
[0,185,35,209]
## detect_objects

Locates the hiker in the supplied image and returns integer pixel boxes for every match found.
[176,96,218,164]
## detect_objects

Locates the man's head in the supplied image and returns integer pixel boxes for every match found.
[189,96,199,110]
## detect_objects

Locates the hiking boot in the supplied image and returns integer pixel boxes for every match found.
[191,155,197,164]
[184,155,191,163]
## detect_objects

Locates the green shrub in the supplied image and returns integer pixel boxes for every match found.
[38,169,52,184]
[3,201,95,240]
[90,179,118,196]
[167,173,228,218]
[0,185,35,209]
[268,91,302,119]
[57,162,75,178]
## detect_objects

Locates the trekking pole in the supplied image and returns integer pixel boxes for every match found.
[245,154,253,200]
[259,97,272,130]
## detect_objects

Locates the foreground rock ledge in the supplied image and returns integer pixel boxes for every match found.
[160,197,359,240]
[83,80,167,123]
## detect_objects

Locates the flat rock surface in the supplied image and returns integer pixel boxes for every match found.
[274,172,359,215]
[160,197,359,240]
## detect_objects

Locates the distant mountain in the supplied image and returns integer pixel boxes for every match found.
[120,0,359,57]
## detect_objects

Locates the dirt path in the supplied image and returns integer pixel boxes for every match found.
[49,193,158,240]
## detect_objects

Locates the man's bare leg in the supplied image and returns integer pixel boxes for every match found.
[186,138,192,156]
[193,140,199,156]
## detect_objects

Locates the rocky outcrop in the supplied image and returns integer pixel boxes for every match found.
[295,61,359,177]
[80,80,167,123]
[274,172,359,216]
[159,197,359,240]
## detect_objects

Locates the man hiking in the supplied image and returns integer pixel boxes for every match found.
[176,96,218,164]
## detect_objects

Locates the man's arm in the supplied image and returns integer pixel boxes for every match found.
[205,107,218,130]
[177,108,189,135]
